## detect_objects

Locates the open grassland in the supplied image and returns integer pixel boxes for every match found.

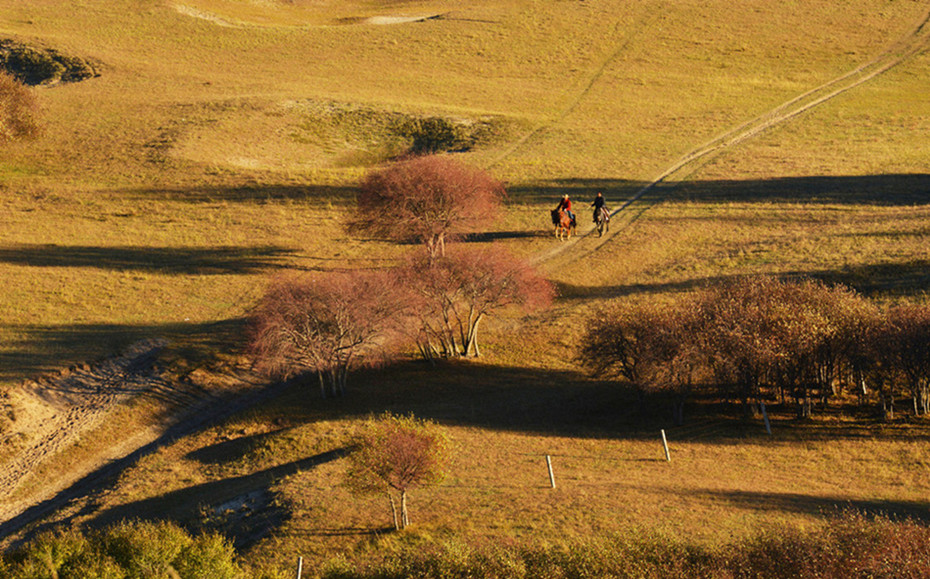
[1,0,930,575]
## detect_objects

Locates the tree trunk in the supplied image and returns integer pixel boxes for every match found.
[400,489,409,529]
[318,371,327,399]
[388,492,399,530]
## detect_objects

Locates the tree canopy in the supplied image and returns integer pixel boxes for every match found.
[352,155,505,259]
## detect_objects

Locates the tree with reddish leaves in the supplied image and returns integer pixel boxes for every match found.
[0,71,40,143]
[344,413,450,530]
[248,270,407,398]
[404,244,555,359]
[581,300,703,425]
[352,155,505,260]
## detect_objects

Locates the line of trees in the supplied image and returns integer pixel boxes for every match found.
[582,276,930,423]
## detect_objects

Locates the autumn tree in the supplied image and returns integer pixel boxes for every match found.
[352,155,505,260]
[248,270,407,398]
[581,300,703,425]
[880,304,930,416]
[404,244,555,359]
[0,71,40,143]
[344,413,450,530]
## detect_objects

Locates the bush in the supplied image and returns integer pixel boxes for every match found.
[0,70,40,143]
[317,513,930,578]
[2,520,244,579]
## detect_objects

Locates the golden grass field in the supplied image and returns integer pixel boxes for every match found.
[1,0,930,574]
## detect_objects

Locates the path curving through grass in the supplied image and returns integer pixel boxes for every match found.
[531,2,930,265]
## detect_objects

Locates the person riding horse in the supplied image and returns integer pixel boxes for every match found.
[556,194,575,224]
[591,191,608,223]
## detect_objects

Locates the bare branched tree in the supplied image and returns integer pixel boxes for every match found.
[404,245,555,359]
[248,270,408,398]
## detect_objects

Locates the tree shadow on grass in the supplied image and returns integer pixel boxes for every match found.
[247,360,930,445]
[123,183,359,207]
[80,448,350,549]
[554,259,930,303]
[690,488,930,524]
[0,319,246,383]
[507,174,930,207]
[0,244,296,275]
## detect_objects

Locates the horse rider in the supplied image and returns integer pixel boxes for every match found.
[556,194,575,223]
[591,191,608,223]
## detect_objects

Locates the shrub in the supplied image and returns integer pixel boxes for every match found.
[0,70,40,143]
[344,413,451,530]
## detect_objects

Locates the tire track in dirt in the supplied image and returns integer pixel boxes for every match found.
[0,344,285,546]
[0,341,170,522]
[533,3,930,266]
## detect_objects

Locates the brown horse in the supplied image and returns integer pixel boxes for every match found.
[551,209,575,240]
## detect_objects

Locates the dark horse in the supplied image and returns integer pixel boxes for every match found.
[551,209,576,241]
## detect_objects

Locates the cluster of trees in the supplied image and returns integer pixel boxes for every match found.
[0,70,40,144]
[583,276,930,423]
[250,155,554,396]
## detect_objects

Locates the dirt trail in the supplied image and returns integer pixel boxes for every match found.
[532,4,930,265]
[0,340,282,546]
[0,341,179,525]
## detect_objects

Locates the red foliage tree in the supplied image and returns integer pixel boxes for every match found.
[0,71,40,143]
[248,270,408,397]
[403,244,555,359]
[352,155,505,260]
[344,413,450,530]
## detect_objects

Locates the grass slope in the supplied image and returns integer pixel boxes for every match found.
[0,0,929,574]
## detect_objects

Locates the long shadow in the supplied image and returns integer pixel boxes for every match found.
[123,183,358,206]
[555,259,930,302]
[0,244,295,275]
[81,448,350,549]
[244,360,930,444]
[508,173,930,208]
[672,174,930,205]
[691,488,930,523]
[0,319,245,383]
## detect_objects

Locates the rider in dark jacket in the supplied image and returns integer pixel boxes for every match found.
[591,192,607,223]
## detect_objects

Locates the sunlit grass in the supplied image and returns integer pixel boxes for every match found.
[1,0,929,572]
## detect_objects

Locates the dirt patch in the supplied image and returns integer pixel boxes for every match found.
[364,14,444,25]
[0,39,99,86]
[0,340,168,508]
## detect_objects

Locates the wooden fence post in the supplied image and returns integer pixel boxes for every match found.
[661,429,671,462]
[546,454,556,488]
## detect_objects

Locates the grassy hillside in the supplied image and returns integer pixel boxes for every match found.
[1,0,929,575]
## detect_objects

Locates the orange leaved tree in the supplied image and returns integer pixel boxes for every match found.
[352,155,505,260]
[248,270,407,398]
[344,413,450,530]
